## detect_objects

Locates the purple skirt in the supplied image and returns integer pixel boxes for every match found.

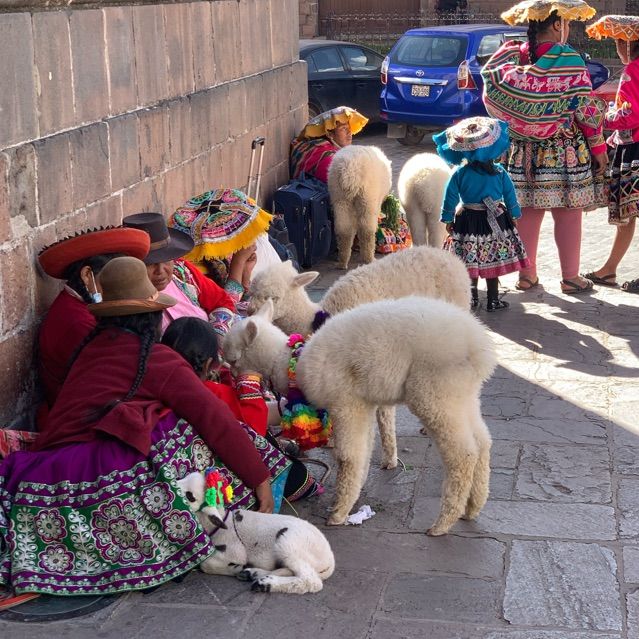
[0,413,290,595]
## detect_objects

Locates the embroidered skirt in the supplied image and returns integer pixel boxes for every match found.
[506,125,607,211]
[444,208,529,279]
[0,413,290,596]
[608,141,639,225]
[375,216,413,254]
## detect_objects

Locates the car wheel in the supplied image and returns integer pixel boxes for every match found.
[308,103,322,120]
[397,127,425,146]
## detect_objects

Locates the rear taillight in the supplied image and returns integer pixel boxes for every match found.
[381,56,389,85]
[457,60,477,90]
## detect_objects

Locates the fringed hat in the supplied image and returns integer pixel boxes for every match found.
[501,0,596,25]
[299,106,368,139]
[38,227,151,279]
[433,117,511,166]
[169,189,273,262]
[88,256,176,317]
[586,15,639,41]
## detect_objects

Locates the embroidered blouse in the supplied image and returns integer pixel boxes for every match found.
[606,58,639,147]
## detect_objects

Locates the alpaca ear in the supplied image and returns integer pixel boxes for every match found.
[293,272,319,288]
[244,320,258,346]
[207,513,227,530]
[255,298,274,322]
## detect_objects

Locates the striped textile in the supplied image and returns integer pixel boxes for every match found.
[481,42,594,141]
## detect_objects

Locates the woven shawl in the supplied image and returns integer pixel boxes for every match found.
[481,42,593,140]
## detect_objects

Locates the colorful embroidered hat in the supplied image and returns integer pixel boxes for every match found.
[586,15,639,41]
[122,212,194,265]
[38,227,151,279]
[88,256,176,317]
[299,106,369,139]
[502,0,596,25]
[169,188,273,261]
[433,117,511,166]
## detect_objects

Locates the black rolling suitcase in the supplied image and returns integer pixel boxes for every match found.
[272,175,332,268]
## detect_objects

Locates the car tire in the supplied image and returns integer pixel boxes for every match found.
[308,103,322,120]
[397,127,425,146]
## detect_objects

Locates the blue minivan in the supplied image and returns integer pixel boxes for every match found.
[380,24,609,145]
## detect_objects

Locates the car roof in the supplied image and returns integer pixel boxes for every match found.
[403,24,524,35]
[299,39,378,52]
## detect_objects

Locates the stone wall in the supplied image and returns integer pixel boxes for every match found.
[0,0,307,428]
[299,0,318,37]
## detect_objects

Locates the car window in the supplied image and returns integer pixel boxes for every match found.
[476,34,502,63]
[307,47,346,73]
[504,32,527,43]
[340,46,382,71]
[391,35,467,67]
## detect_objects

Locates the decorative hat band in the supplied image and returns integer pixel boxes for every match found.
[149,237,170,251]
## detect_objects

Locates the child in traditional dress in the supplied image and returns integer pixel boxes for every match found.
[434,117,529,311]
[582,16,639,293]
[161,316,323,501]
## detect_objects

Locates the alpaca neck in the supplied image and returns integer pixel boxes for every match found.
[264,341,292,396]
[284,298,321,335]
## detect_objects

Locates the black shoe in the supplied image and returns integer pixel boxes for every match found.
[470,286,479,309]
[486,298,509,312]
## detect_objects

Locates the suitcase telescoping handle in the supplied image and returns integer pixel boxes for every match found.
[247,137,266,207]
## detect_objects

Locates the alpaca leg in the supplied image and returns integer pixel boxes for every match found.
[426,212,447,248]
[357,200,379,264]
[463,405,492,521]
[377,405,398,469]
[239,566,294,581]
[251,560,324,594]
[405,202,427,246]
[358,228,376,264]
[334,203,355,269]
[409,397,478,536]
[327,404,376,525]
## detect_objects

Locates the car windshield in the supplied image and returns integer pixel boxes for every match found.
[391,35,467,67]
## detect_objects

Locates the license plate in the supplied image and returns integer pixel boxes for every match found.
[411,84,430,97]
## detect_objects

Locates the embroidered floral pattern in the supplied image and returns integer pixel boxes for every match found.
[38,544,73,573]
[162,510,196,543]
[141,484,173,516]
[34,510,67,542]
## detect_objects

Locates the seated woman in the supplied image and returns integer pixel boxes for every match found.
[290,107,412,254]
[122,212,240,334]
[161,317,323,501]
[0,257,284,596]
[169,189,280,311]
[37,226,150,411]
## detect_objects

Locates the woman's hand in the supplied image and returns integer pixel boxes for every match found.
[241,251,258,290]
[254,479,274,513]
[592,152,608,177]
[228,243,258,285]
[445,223,455,235]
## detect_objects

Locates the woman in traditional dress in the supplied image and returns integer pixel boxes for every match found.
[581,15,639,293]
[0,257,285,597]
[481,0,608,294]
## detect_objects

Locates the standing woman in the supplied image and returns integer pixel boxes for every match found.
[582,16,639,292]
[482,0,608,294]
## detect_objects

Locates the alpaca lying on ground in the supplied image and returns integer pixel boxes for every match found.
[247,247,471,470]
[327,145,392,269]
[177,472,335,594]
[223,297,496,536]
[398,152,452,248]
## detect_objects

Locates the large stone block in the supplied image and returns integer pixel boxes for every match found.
[270,0,297,66]
[132,5,168,106]
[289,60,308,111]
[103,6,137,116]
[201,147,222,190]
[121,178,163,217]
[164,3,195,98]
[0,153,9,243]
[6,144,37,228]
[211,0,242,83]
[618,478,639,539]
[244,74,266,131]
[108,113,141,192]
[85,195,123,230]
[167,98,194,166]
[263,66,288,122]
[227,80,248,138]
[35,133,73,224]
[69,10,109,124]
[190,2,215,91]
[0,329,35,427]
[239,0,273,77]
[189,91,213,155]
[138,107,170,179]
[70,123,111,208]
[32,12,75,136]
[0,13,38,148]
[0,244,32,333]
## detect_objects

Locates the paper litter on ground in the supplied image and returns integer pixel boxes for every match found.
[346,504,376,525]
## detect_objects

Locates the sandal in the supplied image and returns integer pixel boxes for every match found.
[582,271,618,287]
[561,278,594,295]
[515,276,539,291]
[621,278,639,294]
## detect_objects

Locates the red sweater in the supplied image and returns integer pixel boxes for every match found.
[35,329,270,489]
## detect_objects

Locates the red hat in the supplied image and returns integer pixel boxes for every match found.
[38,227,151,279]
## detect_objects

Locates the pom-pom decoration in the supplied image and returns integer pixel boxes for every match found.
[204,467,234,509]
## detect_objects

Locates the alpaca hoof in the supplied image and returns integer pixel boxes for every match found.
[381,457,398,469]
[251,578,272,593]
[419,426,429,436]
[462,508,481,521]
[237,569,255,582]
[339,264,349,270]
[327,512,348,526]
[426,526,448,537]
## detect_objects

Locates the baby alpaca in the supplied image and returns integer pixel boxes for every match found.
[177,472,335,594]
[398,153,452,248]
[223,297,496,536]
[327,145,392,268]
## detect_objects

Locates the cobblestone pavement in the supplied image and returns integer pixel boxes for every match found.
[3,127,639,638]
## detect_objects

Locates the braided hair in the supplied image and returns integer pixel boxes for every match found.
[527,11,560,64]
[161,317,219,376]
[468,160,499,175]
[65,311,163,422]
[63,253,123,303]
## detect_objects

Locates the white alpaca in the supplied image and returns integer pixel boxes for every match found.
[223,297,496,536]
[327,145,392,269]
[177,472,335,594]
[398,153,452,248]
[246,248,471,470]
